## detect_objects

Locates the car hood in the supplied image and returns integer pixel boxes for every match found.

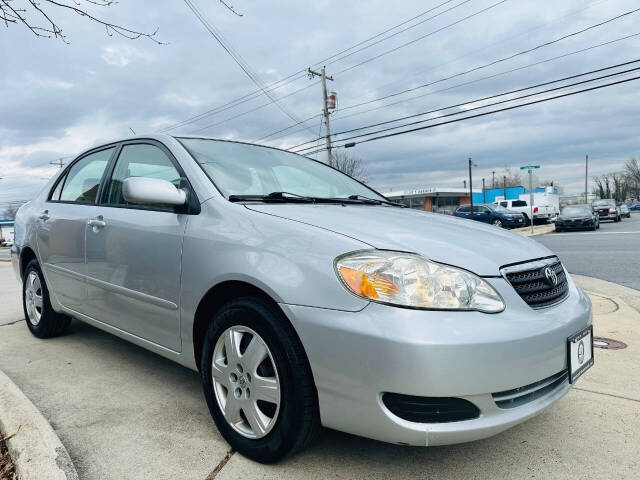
[245,204,553,276]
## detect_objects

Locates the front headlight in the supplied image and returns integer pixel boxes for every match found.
[335,250,505,313]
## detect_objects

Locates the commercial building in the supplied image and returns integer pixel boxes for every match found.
[386,186,558,215]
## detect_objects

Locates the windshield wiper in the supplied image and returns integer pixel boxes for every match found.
[229,192,359,204]
[346,194,406,207]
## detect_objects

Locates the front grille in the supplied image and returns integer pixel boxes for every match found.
[493,370,568,409]
[503,258,568,308]
[382,393,480,423]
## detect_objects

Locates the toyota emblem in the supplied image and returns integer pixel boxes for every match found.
[544,266,558,286]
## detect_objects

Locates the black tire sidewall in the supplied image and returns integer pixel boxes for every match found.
[201,297,313,463]
[22,260,58,338]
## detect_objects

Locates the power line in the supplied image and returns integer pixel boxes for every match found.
[300,73,640,155]
[337,6,640,113]
[160,0,466,132]
[293,63,640,153]
[171,0,508,134]
[182,0,317,135]
[255,7,633,144]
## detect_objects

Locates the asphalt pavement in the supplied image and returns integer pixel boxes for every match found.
[535,212,640,290]
[0,248,10,260]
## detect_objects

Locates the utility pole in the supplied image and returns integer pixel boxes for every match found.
[307,66,334,166]
[492,170,496,189]
[463,180,466,189]
[503,175,506,199]
[482,178,486,203]
[468,158,475,218]
[49,158,65,169]
[584,154,589,204]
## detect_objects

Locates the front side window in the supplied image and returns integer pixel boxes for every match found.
[499,201,508,207]
[59,148,113,203]
[106,144,181,207]
[178,138,385,201]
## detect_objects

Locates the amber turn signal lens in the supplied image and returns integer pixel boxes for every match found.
[339,266,379,299]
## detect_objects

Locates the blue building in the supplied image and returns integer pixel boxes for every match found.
[472,186,558,204]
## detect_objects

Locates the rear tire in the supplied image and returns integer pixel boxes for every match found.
[201,296,320,463]
[22,259,71,339]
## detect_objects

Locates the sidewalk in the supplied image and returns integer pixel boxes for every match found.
[0,264,638,479]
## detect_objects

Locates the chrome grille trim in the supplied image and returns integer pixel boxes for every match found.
[501,257,569,309]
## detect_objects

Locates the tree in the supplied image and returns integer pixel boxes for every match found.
[624,157,640,198]
[2,203,21,220]
[0,0,163,43]
[331,151,369,183]
[501,166,522,187]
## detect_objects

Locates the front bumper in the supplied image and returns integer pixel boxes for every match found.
[281,274,591,446]
[502,217,525,228]
[556,220,595,230]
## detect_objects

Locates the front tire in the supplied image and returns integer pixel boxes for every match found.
[201,297,320,463]
[491,219,503,228]
[22,259,71,338]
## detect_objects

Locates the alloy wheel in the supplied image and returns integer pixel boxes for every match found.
[212,326,281,439]
[25,271,43,326]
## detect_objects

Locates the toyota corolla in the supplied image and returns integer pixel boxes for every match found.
[12,135,593,463]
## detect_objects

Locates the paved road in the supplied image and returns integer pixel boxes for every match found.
[535,212,640,290]
[0,248,9,260]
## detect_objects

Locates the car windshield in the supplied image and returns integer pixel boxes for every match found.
[593,200,614,206]
[178,138,386,201]
[562,206,589,215]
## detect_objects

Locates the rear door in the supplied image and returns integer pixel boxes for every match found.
[36,147,114,310]
[84,141,192,351]
[473,206,492,223]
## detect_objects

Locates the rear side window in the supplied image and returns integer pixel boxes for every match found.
[457,206,470,213]
[511,200,527,207]
[105,144,181,207]
[59,148,113,203]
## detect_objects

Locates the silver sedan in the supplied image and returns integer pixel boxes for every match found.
[12,135,593,462]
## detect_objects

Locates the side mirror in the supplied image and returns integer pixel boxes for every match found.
[122,177,187,206]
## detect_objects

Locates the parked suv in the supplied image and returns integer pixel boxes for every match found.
[453,204,525,228]
[12,135,593,462]
[592,199,621,222]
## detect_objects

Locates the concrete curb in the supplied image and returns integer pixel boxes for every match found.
[511,223,555,237]
[573,274,640,313]
[0,369,79,480]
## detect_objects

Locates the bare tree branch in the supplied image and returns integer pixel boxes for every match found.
[0,0,164,43]
[219,0,243,17]
[332,151,369,183]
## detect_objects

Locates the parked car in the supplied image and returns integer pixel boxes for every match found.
[493,199,555,223]
[631,203,640,211]
[555,205,599,232]
[619,203,631,218]
[12,135,593,462]
[452,204,526,228]
[592,199,621,222]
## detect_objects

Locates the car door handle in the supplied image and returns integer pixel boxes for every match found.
[87,217,106,229]
[39,210,50,221]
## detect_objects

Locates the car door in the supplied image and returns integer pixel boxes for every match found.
[36,147,115,310]
[473,206,491,223]
[84,141,192,351]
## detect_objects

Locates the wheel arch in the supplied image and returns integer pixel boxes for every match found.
[19,246,38,280]
[192,280,294,371]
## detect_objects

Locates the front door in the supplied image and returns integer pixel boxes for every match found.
[84,142,187,351]
[37,147,114,310]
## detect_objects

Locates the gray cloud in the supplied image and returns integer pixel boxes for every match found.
[1,0,639,205]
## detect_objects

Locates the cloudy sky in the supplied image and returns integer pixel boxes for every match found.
[1,0,639,207]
